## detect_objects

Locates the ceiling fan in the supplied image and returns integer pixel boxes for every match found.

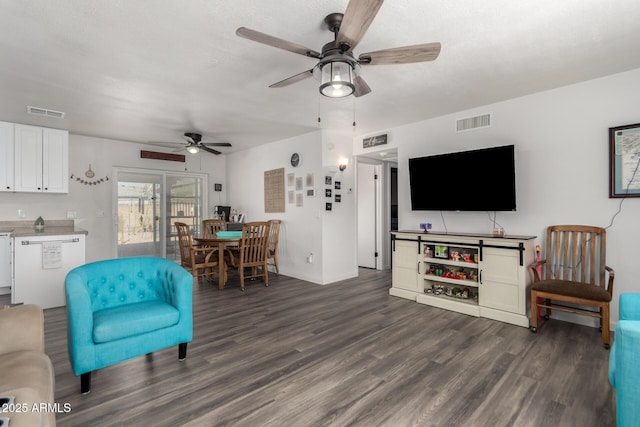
[236,0,441,98]
[150,132,232,155]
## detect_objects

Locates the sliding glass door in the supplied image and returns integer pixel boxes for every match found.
[116,171,163,258]
[114,168,206,259]
[165,174,205,261]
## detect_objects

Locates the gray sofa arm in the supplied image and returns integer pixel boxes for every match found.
[0,304,45,355]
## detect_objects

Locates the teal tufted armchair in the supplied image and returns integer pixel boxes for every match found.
[65,256,193,394]
[609,293,640,426]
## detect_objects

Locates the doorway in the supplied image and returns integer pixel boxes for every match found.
[357,162,379,269]
[356,150,398,271]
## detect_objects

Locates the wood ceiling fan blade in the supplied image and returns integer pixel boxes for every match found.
[269,69,314,88]
[336,0,384,52]
[200,145,222,155]
[353,75,372,97]
[236,27,321,58]
[359,42,441,65]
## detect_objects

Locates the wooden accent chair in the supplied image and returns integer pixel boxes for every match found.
[202,218,227,238]
[227,221,270,291]
[175,222,221,282]
[267,219,282,275]
[530,225,615,348]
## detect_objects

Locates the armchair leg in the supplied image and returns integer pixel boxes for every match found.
[179,343,188,361]
[81,372,91,394]
[602,304,611,349]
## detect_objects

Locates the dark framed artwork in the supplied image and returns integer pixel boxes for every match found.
[325,188,332,197]
[325,202,332,211]
[609,123,640,198]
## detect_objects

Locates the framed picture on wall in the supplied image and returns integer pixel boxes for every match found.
[609,122,640,198]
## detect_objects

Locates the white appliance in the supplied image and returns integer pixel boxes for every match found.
[0,232,10,295]
[12,234,85,308]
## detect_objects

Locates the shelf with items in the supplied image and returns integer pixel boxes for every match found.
[422,243,479,263]
[423,281,479,304]
[422,262,478,287]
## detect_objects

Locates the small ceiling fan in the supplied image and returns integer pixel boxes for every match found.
[149,132,232,155]
[236,0,441,98]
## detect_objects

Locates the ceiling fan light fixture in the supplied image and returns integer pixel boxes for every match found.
[186,145,200,154]
[318,60,355,98]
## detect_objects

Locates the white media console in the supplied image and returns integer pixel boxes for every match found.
[391,231,536,327]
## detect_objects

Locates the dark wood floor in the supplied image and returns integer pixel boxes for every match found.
[37,268,615,426]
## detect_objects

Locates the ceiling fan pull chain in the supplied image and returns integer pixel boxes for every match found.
[352,98,356,128]
[317,96,322,126]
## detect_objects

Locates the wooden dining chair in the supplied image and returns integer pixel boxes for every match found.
[227,221,270,291]
[175,222,221,282]
[202,218,227,238]
[267,219,282,275]
[530,225,615,348]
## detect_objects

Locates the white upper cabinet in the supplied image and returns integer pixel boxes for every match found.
[42,127,69,193]
[0,121,14,192]
[14,124,68,193]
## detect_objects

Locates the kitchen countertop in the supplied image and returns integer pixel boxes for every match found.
[0,220,88,237]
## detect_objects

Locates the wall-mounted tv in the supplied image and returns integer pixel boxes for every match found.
[409,144,516,211]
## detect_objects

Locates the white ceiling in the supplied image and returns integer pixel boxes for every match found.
[1,0,639,153]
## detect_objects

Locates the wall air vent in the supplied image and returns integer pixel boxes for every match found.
[455,113,492,132]
[27,106,66,119]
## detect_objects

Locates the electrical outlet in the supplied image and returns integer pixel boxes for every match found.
[66,211,77,219]
[18,209,26,218]
[97,211,105,218]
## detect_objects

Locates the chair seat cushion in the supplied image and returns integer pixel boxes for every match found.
[93,301,180,343]
[532,279,612,302]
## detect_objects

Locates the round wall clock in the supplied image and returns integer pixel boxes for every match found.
[290,152,302,167]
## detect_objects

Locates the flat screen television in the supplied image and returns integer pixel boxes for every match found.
[409,144,516,211]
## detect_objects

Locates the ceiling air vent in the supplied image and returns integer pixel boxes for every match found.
[27,106,66,119]
[455,113,491,132]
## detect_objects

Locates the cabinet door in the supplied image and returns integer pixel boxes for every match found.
[14,124,43,192]
[392,239,419,292]
[0,121,14,192]
[42,128,69,193]
[479,247,525,314]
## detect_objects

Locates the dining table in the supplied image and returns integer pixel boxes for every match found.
[193,231,242,290]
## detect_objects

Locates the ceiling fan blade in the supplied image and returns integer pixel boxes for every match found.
[359,42,441,65]
[236,27,321,58]
[336,0,384,52]
[269,69,314,88]
[201,142,232,147]
[146,141,184,148]
[200,145,222,155]
[353,75,372,97]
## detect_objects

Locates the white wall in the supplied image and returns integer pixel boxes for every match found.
[354,68,640,328]
[0,134,226,262]
[322,130,358,283]
[226,129,358,285]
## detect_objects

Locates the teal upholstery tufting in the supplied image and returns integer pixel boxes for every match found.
[65,256,192,393]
